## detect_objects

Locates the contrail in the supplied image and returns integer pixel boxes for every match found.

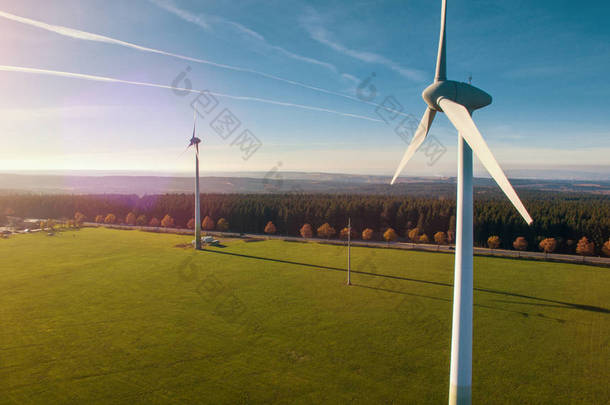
[0,65,383,123]
[0,10,411,118]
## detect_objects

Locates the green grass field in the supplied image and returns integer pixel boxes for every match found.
[1,228,608,404]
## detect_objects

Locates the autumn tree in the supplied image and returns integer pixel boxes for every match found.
[94,214,104,223]
[317,223,336,239]
[340,226,356,240]
[383,228,398,243]
[264,221,277,235]
[362,228,374,240]
[419,234,430,243]
[104,214,116,224]
[434,231,448,245]
[575,237,595,256]
[202,216,215,231]
[74,212,86,225]
[161,214,175,228]
[408,227,420,242]
[187,218,195,229]
[539,238,557,257]
[487,236,501,250]
[216,218,229,232]
[300,223,313,238]
[601,239,610,257]
[136,214,147,226]
[513,236,528,251]
[149,217,160,227]
[125,212,136,226]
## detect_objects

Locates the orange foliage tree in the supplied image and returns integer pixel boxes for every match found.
[202,216,215,231]
[575,237,595,256]
[362,228,374,240]
[317,223,336,239]
[161,214,175,228]
[300,223,313,238]
[383,228,398,242]
[264,221,277,235]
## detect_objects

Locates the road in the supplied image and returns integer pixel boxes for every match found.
[83,222,610,267]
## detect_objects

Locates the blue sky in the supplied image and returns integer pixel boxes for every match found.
[0,0,608,178]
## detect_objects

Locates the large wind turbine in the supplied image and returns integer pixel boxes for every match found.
[391,1,533,404]
[187,112,202,250]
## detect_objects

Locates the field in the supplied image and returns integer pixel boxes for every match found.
[1,228,608,404]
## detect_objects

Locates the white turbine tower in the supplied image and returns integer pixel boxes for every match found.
[187,111,202,250]
[390,1,533,404]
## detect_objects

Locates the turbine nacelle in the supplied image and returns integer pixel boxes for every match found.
[422,80,492,112]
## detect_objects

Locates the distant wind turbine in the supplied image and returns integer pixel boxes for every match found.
[390,1,533,404]
[187,111,202,250]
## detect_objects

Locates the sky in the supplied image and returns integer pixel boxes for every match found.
[0,0,609,179]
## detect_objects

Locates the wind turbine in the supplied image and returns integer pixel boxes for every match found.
[390,1,533,404]
[187,111,202,250]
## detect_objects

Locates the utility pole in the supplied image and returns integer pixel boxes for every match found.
[347,217,351,285]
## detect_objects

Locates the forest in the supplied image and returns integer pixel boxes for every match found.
[1,191,608,254]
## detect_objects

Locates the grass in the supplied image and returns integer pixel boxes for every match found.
[0,228,608,404]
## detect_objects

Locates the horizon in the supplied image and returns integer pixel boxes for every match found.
[2,165,610,182]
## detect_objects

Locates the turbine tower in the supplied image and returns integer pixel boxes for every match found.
[187,111,202,250]
[390,1,533,404]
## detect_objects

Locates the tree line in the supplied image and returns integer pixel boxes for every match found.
[1,192,608,255]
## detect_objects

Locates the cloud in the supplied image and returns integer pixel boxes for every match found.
[300,8,425,82]
[149,0,338,73]
[0,8,368,106]
[0,65,384,123]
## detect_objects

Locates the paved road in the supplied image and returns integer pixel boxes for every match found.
[84,223,610,267]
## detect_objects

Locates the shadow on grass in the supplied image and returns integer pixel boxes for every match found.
[202,249,610,315]
[351,284,568,322]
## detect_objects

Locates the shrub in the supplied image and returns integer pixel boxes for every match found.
[149,217,160,227]
[419,234,430,243]
[408,227,420,242]
[487,236,501,249]
[340,227,356,240]
[575,237,595,256]
[264,221,276,235]
[104,214,116,224]
[362,228,374,240]
[161,214,175,228]
[383,228,398,242]
[317,223,336,239]
[434,231,448,245]
[513,236,528,251]
[187,218,195,229]
[202,216,215,231]
[300,224,313,238]
[539,238,557,254]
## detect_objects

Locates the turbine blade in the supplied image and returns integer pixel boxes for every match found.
[193,109,197,136]
[391,107,437,184]
[435,0,447,82]
[438,98,533,225]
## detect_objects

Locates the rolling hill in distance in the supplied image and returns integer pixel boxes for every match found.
[0,171,608,196]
